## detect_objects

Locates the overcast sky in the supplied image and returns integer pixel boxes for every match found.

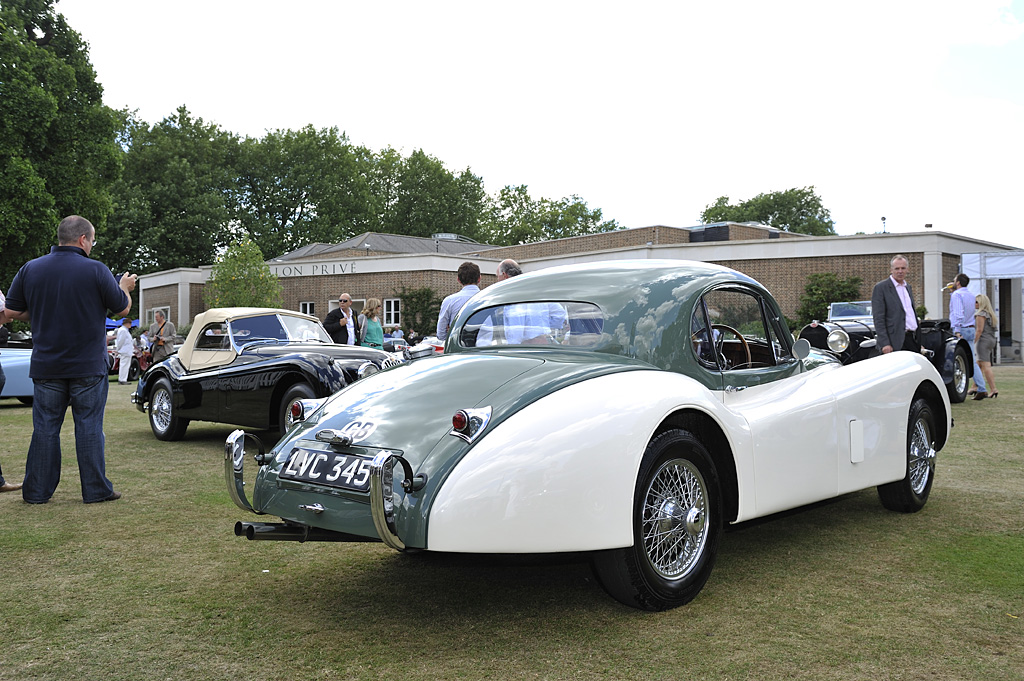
[58,0,1024,248]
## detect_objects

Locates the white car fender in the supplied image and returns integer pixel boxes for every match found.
[426,370,750,553]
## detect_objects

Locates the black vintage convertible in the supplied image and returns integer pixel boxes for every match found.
[798,301,972,403]
[132,308,407,440]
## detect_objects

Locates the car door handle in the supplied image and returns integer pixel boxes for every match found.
[725,385,746,393]
[298,503,325,514]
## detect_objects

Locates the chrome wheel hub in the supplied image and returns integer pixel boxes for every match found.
[152,390,171,431]
[953,354,968,395]
[909,415,936,495]
[642,458,709,580]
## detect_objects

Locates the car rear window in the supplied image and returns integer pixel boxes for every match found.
[459,302,604,348]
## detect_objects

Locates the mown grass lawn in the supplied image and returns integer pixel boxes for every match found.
[1,367,1022,680]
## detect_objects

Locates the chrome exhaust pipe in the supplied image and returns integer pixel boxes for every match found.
[234,521,377,543]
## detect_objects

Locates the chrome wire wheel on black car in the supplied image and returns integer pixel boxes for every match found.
[278,383,315,437]
[878,397,936,512]
[149,377,189,441]
[593,429,722,611]
[948,345,969,403]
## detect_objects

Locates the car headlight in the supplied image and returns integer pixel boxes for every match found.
[357,361,379,380]
[827,329,850,353]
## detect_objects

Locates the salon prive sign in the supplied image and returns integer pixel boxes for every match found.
[269,261,358,278]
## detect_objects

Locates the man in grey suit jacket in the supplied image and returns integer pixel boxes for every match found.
[872,254,919,354]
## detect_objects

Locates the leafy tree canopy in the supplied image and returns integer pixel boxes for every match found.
[96,106,239,274]
[233,125,375,260]
[0,0,121,286]
[481,185,622,245]
[700,186,836,236]
[2,2,626,277]
[203,239,282,309]
[796,272,862,327]
[380,149,487,242]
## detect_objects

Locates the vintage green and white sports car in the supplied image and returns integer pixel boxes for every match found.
[226,260,950,610]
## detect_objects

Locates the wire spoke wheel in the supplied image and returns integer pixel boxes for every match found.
[148,377,188,440]
[878,397,936,512]
[642,458,709,580]
[152,387,172,432]
[592,428,721,610]
[908,410,936,495]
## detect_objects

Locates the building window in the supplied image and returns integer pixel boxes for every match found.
[299,301,315,316]
[384,298,401,326]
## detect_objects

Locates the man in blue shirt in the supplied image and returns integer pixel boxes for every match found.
[436,262,481,342]
[5,216,137,504]
[948,273,986,396]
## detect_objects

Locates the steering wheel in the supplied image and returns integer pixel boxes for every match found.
[712,324,751,368]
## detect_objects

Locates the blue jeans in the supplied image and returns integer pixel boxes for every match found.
[960,326,987,392]
[24,375,115,503]
[0,361,6,487]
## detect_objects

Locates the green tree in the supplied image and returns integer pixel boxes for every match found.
[233,125,375,260]
[796,273,863,326]
[482,184,542,245]
[700,186,836,236]
[0,0,121,285]
[394,285,442,337]
[383,150,486,241]
[364,145,404,232]
[203,239,282,308]
[538,194,621,241]
[96,106,239,274]
[481,185,622,246]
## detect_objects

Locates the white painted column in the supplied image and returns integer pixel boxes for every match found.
[922,251,944,320]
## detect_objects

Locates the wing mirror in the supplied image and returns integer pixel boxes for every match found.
[792,338,811,360]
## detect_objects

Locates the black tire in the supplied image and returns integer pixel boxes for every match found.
[128,358,141,382]
[149,377,189,441]
[592,429,723,610]
[947,345,969,403]
[278,383,315,437]
[878,397,936,512]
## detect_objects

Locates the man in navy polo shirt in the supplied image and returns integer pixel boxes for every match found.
[5,215,137,504]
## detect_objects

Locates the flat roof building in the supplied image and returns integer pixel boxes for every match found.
[138,223,1024,362]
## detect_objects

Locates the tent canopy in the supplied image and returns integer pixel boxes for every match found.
[106,318,140,330]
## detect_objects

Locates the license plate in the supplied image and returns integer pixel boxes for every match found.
[278,448,372,492]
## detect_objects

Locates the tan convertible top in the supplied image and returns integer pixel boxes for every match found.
[177,307,320,370]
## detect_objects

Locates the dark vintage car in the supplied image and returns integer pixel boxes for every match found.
[107,344,151,382]
[132,308,406,441]
[798,300,972,403]
[226,261,950,610]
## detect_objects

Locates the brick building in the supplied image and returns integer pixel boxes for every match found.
[137,223,1023,361]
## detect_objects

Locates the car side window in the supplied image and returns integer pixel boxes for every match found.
[194,323,230,350]
[690,300,720,369]
[701,288,778,370]
[766,310,794,364]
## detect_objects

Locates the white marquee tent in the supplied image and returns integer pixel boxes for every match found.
[962,251,1024,363]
